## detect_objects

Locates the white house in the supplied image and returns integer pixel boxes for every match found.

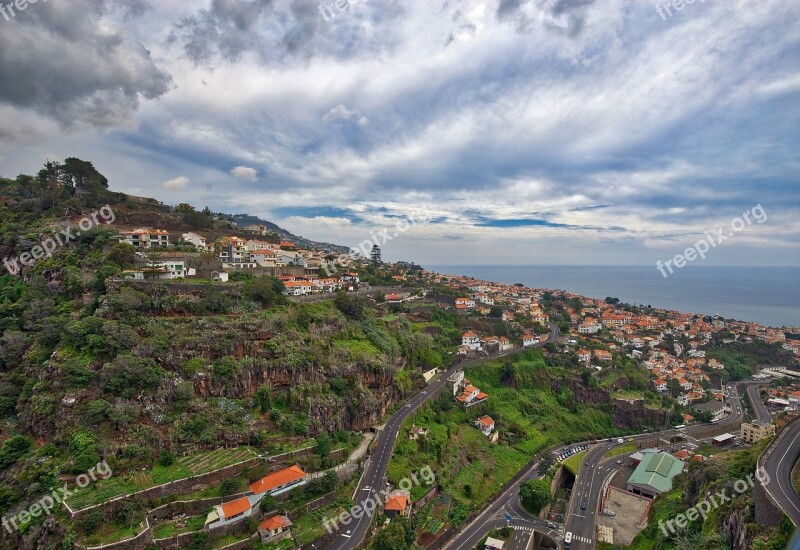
[472,294,495,306]
[498,336,514,352]
[181,232,208,250]
[123,258,194,280]
[474,415,495,437]
[578,322,601,334]
[206,496,253,530]
[455,298,476,310]
[577,349,591,362]
[677,393,689,406]
[283,281,313,295]
[522,333,537,347]
[653,378,668,392]
[462,331,482,351]
[448,371,465,396]
[250,249,277,267]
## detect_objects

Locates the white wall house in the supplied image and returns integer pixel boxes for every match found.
[181,232,208,250]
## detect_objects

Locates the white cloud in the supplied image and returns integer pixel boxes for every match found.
[163,176,189,190]
[231,165,258,181]
[323,104,369,125]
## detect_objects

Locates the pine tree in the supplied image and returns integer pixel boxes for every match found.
[370,244,382,267]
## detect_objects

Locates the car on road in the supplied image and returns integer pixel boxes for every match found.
[627,437,634,442]
[580,500,587,510]
[547,522,556,529]
[616,459,623,464]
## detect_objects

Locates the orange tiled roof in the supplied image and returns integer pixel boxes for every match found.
[477,415,494,427]
[385,495,408,511]
[259,515,292,531]
[221,496,251,519]
[250,465,306,495]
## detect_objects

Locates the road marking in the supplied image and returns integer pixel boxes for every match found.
[341,534,351,538]
[771,426,800,517]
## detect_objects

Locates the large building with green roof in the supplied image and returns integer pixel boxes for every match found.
[626,451,686,498]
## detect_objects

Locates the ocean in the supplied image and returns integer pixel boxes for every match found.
[425,265,800,328]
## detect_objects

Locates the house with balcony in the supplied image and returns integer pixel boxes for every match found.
[119,228,170,248]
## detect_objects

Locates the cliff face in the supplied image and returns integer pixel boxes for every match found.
[612,398,670,429]
[547,377,611,412]
[19,296,413,443]
[192,359,406,433]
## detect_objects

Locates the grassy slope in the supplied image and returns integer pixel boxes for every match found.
[562,451,587,476]
[388,349,617,511]
[627,442,792,550]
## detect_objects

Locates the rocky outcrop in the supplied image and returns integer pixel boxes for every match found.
[722,506,749,550]
[549,377,609,405]
[612,398,671,430]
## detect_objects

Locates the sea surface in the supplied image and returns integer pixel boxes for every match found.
[425,265,800,328]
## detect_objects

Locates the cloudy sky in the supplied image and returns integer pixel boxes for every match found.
[0,0,798,266]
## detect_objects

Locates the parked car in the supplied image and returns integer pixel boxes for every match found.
[616,459,623,464]
[580,501,587,510]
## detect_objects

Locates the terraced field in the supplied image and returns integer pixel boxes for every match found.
[67,447,257,511]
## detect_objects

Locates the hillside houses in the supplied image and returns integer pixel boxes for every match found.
[207,465,306,530]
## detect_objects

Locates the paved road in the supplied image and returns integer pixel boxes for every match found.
[762,417,800,526]
[747,380,800,526]
[442,454,565,550]
[560,379,750,548]
[444,378,753,550]
[746,383,772,423]
[326,325,560,550]
[563,441,618,549]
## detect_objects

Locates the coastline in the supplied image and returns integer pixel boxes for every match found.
[424,265,800,329]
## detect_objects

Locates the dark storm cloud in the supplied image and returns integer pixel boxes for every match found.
[169,0,407,66]
[496,0,523,20]
[0,0,170,129]
[170,0,276,63]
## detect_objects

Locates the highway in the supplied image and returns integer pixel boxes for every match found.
[326,324,560,550]
[762,417,800,526]
[443,379,752,550]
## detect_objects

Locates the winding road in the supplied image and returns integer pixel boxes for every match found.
[326,324,561,550]
[445,379,752,550]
